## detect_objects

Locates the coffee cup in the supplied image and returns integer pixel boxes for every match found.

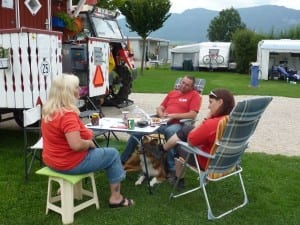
[122,111,129,125]
[89,113,100,126]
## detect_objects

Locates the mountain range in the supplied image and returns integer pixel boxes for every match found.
[117,5,300,44]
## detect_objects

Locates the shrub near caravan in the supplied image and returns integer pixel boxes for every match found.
[0,0,135,126]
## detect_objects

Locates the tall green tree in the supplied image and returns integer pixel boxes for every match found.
[207,7,246,42]
[231,29,265,73]
[118,0,171,74]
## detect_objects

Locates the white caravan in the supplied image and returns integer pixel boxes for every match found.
[198,42,236,70]
[170,41,236,71]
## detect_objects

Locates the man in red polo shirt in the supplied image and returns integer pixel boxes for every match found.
[121,75,202,177]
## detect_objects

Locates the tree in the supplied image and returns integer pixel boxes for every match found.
[118,0,171,74]
[95,0,123,10]
[207,7,246,42]
[231,29,265,73]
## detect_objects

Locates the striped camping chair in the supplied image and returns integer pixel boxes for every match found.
[170,96,273,220]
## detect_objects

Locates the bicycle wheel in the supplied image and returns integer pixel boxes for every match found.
[203,55,211,64]
[216,55,224,64]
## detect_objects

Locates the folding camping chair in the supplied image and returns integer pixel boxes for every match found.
[169,96,273,220]
[174,77,206,94]
[23,104,43,180]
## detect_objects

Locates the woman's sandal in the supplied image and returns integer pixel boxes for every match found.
[109,196,134,208]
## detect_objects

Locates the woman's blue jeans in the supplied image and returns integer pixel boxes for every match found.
[52,147,126,184]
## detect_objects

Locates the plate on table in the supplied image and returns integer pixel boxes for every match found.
[151,117,169,125]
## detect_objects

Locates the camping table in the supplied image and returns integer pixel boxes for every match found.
[87,117,161,194]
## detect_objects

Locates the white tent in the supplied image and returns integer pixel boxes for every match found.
[170,43,201,71]
[257,39,300,80]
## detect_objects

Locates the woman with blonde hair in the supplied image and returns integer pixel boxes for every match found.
[42,74,134,208]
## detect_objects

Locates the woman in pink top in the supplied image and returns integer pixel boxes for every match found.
[42,74,134,208]
[161,88,235,188]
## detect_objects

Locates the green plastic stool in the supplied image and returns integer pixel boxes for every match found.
[36,167,99,224]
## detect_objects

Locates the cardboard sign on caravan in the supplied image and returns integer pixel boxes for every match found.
[88,39,109,98]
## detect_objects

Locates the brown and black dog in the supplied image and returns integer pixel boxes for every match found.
[123,136,167,187]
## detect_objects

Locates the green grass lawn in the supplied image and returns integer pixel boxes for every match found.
[132,67,300,98]
[1,68,300,224]
[1,129,300,224]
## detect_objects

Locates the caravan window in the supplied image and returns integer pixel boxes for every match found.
[90,16,123,40]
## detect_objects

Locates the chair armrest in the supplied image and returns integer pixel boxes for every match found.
[176,141,214,159]
[150,113,195,124]
[179,118,196,125]
[149,113,158,118]
[150,114,196,126]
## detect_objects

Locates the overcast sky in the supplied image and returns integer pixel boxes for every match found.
[170,0,300,13]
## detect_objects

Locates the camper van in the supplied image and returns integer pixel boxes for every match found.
[0,0,134,126]
[256,39,300,80]
[170,42,236,71]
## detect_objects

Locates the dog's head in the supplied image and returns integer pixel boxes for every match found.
[123,135,164,172]
[139,136,164,160]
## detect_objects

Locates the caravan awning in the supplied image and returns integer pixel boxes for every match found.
[260,39,300,52]
[171,43,201,53]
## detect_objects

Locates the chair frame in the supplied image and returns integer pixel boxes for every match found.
[170,143,248,220]
[169,96,273,220]
[23,104,43,180]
